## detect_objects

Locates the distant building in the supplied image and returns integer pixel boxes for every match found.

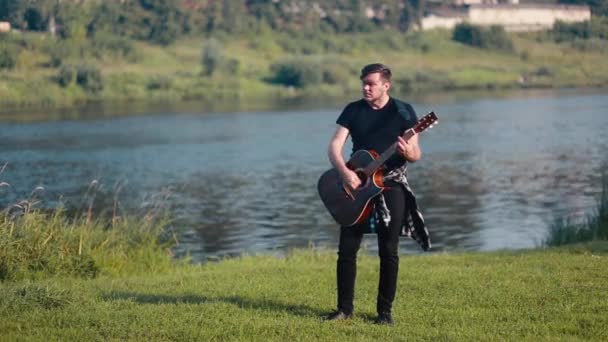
[0,21,10,33]
[421,3,591,31]
[453,0,520,5]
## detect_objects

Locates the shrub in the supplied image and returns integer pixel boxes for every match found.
[269,58,355,88]
[57,64,75,87]
[452,23,513,51]
[269,58,323,88]
[75,64,103,93]
[553,20,592,42]
[56,64,103,93]
[552,17,608,42]
[0,43,18,70]
[147,75,173,90]
[534,66,553,77]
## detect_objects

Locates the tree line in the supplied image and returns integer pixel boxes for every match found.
[2,1,606,45]
[0,0,427,45]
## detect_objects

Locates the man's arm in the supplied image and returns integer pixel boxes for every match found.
[328,125,361,190]
[396,133,422,162]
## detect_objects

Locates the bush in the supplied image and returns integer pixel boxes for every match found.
[269,58,355,88]
[269,58,323,88]
[553,20,592,42]
[452,23,513,51]
[57,64,75,87]
[0,43,19,70]
[552,17,608,42]
[147,75,173,90]
[56,64,103,93]
[75,64,103,92]
[149,20,181,45]
[534,66,553,77]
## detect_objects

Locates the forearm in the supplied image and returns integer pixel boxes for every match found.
[328,143,350,175]
[328,125,351,175]
[404,147,421,162]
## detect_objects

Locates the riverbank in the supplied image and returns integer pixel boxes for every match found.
[2,29,608,116]
[1,243,607,340]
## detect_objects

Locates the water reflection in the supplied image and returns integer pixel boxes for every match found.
[0,89,607,260]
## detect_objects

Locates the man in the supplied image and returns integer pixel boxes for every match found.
[325,63,430,325]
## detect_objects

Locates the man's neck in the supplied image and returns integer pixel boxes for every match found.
[366,95,390,110]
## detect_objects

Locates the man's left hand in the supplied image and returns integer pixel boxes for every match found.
[396,136,414,159]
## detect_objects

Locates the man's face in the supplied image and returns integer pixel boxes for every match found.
[361,72,390,102]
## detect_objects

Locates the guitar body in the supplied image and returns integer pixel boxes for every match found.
[317,150,385,227]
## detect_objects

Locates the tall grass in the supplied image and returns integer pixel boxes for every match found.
[0,162,179,282]
[0,210,178,281]
[545,175,608,246]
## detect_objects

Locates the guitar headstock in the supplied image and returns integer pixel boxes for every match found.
[414,111,439,134]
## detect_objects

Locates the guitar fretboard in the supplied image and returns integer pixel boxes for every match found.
[362,128,415,177]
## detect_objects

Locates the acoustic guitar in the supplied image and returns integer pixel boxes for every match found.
[317,112,438,227]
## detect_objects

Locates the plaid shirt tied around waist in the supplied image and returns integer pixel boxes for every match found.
[367,166,431,252]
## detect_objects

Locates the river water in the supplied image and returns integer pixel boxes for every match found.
[1,89,607,260]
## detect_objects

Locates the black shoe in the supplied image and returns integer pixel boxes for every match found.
[375,312,394,325]
[324,310,352,321]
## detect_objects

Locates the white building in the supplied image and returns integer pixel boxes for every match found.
[421,4,591,31]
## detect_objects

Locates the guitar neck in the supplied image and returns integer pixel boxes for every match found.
[362,128,415,176]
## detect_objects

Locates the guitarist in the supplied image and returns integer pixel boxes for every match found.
[324,63,430,325]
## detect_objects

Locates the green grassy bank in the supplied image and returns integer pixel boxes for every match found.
[2,28,608,115]
[1,243,607,341]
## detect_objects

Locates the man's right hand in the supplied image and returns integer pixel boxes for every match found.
[340,168,362,191]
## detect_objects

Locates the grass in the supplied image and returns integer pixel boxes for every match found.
[1,174,607,340]
[1,244,607,341]
[2,29,608,117]
[0,210,178,281]
[545,176,608,247]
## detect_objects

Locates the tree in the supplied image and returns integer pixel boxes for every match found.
[201,38,222,76]
[0,0,28,28]
[560,0,608,16]
[143,0,182,45]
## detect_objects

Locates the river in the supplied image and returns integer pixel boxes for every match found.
[1,88,607,260]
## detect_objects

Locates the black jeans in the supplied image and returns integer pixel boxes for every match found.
[336,183,406,315]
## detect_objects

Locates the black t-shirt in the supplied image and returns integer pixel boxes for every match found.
[336,97,418,171]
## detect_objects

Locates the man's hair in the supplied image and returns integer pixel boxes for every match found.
[360,63,392,82]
